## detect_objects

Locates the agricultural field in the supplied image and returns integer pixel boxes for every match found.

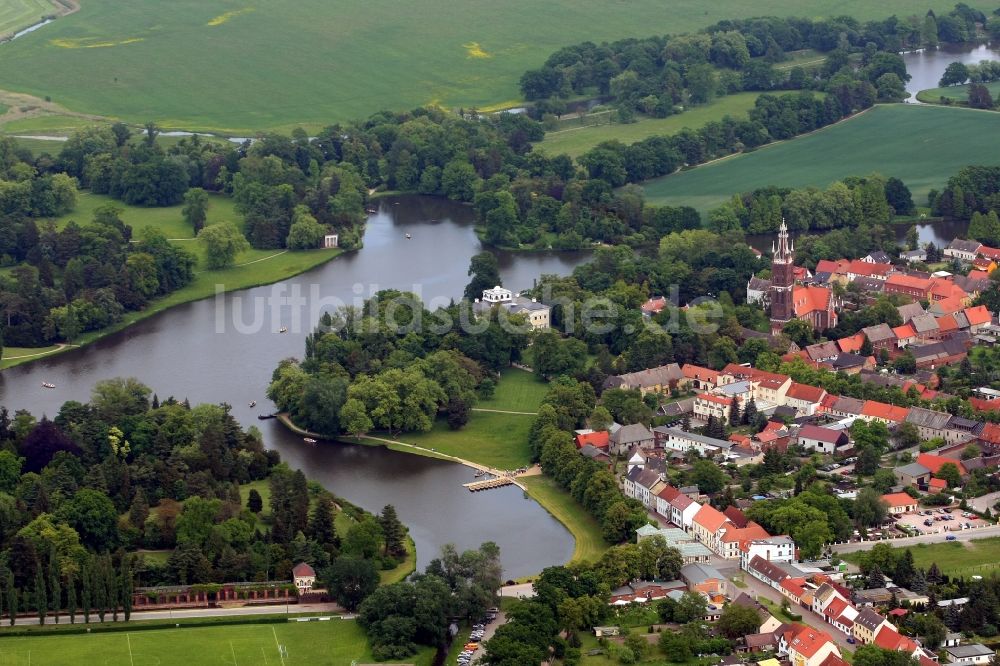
[866,537,1000,579]
[916,81,1000,103]
[537,93,762,159]
[641,104,1000,215]
[0,0,959,133]
[0,618,434,666]
[0,0,53,38]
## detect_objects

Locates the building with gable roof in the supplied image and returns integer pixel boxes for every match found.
[789,627,841,666]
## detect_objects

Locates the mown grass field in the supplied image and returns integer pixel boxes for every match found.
[641,104,1000,215]
[917,81,1000,103]
[844,537,1000,579]
[390,409,535,469]
[0,619,434,666]
[0,0,959,133]
[537,93,762,159]
[476,367,547,412]
[0,0,52,38]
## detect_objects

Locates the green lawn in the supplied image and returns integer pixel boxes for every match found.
[641,104,1000,215]
[390,409,535,469]
[477,367,547,412]
[844,537,1000,578]
[53,191,238,238]
[0,618,433,666]
[520,475,609,565]
[0,0,960,133]
[1,114,97,133]
[8,135,65,156]
[537,93,762,159]
[0,345,64,368]
[0,0,54,38]
[917,82,1000,104]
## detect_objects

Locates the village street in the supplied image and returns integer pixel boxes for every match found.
[715,563,856,651]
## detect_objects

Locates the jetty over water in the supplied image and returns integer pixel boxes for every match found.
[463,476,517,492]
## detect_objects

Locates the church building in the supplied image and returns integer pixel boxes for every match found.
[767,221,838,335]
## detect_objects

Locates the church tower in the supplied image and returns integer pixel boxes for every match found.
[769,220,795,331]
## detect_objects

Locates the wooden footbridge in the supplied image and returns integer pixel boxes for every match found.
[463,475,517,492]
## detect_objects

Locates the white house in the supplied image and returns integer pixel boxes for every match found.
[944,645,995,666]
[654,427,733,458]
[292,562,316,593]
[740,536,795,571]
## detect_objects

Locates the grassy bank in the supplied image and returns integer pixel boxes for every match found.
[641,104,1000,215]
[916,82,1000,104]
[520,475,610,565]
[537,93,762,159]
[0,0,958,132]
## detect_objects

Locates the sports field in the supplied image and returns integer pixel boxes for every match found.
[537,93,762,159]
[641,104,1000,215]
[0,619,434,666]
[0,0,958,133]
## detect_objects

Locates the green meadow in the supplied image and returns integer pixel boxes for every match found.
[0,619,434,666]
[0,0,959,133]
[537,93,762,159]
[917,81,1000,103]
[641,104,1000,215]
[0,0,53,38]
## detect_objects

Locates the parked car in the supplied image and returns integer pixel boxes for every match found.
[946,535,957,541]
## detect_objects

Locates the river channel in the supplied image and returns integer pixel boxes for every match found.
[0,195,588,578]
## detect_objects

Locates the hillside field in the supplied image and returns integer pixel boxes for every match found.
[0,619,434,666]
[640,104,1000,215]
[0,0,960,133]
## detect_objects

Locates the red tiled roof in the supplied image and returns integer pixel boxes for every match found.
[862,401,910,423]
[697,393,732,405]
[971,397,1000,413]
[723,505,749,528]
[981,422,1000,443]
[882,492,917,508]
[968,269,992,281]
[874,625,918,653]
[980,246,1000,261]
[937,314,959,333]
[642,296,667,314]
[917,453,966,476]
[575,431,609,449]
[965,305,992,326]
[683,364,721,382]
[793,285,834,318]
[292,562,316,577]
[815,259,843,274]
[893,323,917,340]
[887,273,931,291]
[790,627,837,659]
[823,597,848,619]
[781,577,807,597]
[929,477,947,489]
[933,295,966,315]
[693,504,730,533]
[838,333,865,353]
[787,382,825,402]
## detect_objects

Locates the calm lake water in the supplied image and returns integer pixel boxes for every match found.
[903,42,1000,102]
[0,195,587,578]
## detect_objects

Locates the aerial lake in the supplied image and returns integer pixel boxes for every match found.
[0,195,588,578]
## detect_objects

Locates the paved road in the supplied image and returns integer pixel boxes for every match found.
[970,491,1000,514]
[830,524,1000,553]
[500,582,535,599]
[8,602,342,627]
[722,567,855,651]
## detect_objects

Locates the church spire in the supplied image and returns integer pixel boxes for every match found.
[774,218,793,264]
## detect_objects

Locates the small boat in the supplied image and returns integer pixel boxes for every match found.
[249,400,256,408]
[41,382,56,389]
[257,413,276,420]
[474,470,487,478]
[405,233,411,239]
[278,327,288,333]
[303,437,317,445]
